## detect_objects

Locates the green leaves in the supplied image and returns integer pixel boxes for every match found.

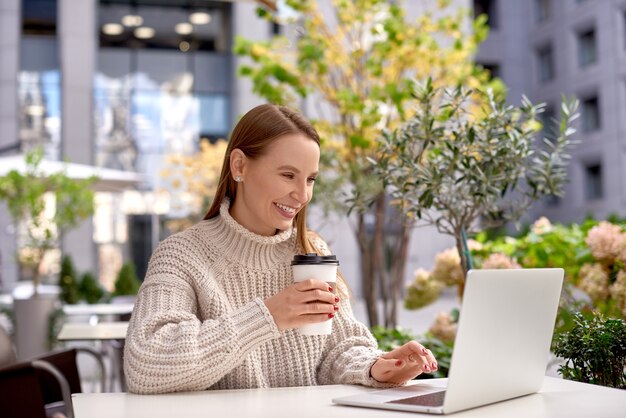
[0,149,96,287]
[553,311,626,388]
[371,80,579,239]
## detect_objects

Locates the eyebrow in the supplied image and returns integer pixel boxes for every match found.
[277,165,319,176]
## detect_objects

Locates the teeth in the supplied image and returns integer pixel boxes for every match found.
[275,203,296,214]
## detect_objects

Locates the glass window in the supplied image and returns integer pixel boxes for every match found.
[577,28,597,67]
[535,0,551,23]
[95,0,232,184]
[473,0,498,29]
[98,2,229,53]
[478,63,500,80]
[581,95,600,132]
[18,36,61,160]
[545,194,561,207]
[584,162,603,201]
[22,0,57,35]
[537,44,554,82]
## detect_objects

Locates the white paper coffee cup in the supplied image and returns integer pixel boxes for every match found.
[292,253,340,336]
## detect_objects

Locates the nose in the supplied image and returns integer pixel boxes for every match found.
[290,179,309,204]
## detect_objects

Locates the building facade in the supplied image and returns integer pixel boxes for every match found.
[474,0,626,223]
[4,0,622,296]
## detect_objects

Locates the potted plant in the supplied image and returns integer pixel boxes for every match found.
[553,311,626,389]
[111,262,141,304]
[0,149,95,359]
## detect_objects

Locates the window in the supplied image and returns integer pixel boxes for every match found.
[537,44,554,82]
[22,0,57,35]
[581,95,600,132]
[478,63,500,79]
[473,0,498,29]
[545,194,561,207]
[584,162,603,201]
[271,21,281,36]
[577,28,597,67]
[535,0,551,23]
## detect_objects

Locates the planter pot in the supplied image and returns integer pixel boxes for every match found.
[13,295,58,361]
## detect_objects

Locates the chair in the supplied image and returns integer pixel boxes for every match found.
[0,325,16,368]
[0,346,106,418]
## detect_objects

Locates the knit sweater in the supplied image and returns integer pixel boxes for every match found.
[124,200,392,394]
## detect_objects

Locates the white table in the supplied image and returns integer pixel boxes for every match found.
[63,303,134,317]
[73,376,626,418]
[57,322,129,341]
[58,321,129,392]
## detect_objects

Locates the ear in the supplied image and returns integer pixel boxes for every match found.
[230,148,247,179]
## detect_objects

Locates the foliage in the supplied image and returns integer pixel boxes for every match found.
[371,325,415,352]
[373,80,579,297]
[371,325,452,378]
[553,311,626,389]
[475,217,626,321]
[79,272,106,304]
[160,139,228,232]
[0,148,95,292]
[404,269,442,310]
[59,255,80,304]
[113,263,141,297]
[236,0,498,327]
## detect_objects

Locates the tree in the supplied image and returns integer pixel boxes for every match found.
[0,149,95,295]
[372,80,579,297]
[160,139,228,233]
[235,0,496,326]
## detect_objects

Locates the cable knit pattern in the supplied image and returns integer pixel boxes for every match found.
[124,199,395,394]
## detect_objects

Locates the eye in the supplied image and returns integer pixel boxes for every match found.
[307,177,317,184]
[281,173,295,180]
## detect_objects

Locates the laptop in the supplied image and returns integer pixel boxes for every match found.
[333,268,564,415]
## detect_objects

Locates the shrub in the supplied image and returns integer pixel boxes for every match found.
[113,263,141,297]
[79,272,105,304]
[58,255,80,304]
[553,311,626,389]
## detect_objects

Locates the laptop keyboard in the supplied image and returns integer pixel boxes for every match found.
[387,390,446,407]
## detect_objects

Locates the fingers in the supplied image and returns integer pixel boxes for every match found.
[293,278,332,291]
[382,341,438,373]
[293,279,338,305]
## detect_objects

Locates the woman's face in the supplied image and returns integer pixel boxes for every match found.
[229,133,320,236]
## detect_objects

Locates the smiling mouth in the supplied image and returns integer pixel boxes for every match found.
[274,202,297,216]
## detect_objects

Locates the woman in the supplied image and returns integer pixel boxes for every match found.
[124,104,437,394]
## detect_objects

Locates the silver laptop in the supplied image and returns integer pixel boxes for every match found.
[333,268,564,414]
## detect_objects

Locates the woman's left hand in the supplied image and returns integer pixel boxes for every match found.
[370,341,438,384]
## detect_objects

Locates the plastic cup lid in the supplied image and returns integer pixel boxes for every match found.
[292,253,340,266]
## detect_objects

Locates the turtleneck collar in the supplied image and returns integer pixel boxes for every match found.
[199,198,296,269]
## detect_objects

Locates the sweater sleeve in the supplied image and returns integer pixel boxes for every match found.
[123,236,281,394]
[311,236,401,388]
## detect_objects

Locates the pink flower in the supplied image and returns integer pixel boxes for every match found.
[431,248,464,286]
[577,263,610,304]
[482,253,521,269]
[404,269,441,310]
[531,216,553,235]
[429,311,457,343]
[585,222,625,263]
